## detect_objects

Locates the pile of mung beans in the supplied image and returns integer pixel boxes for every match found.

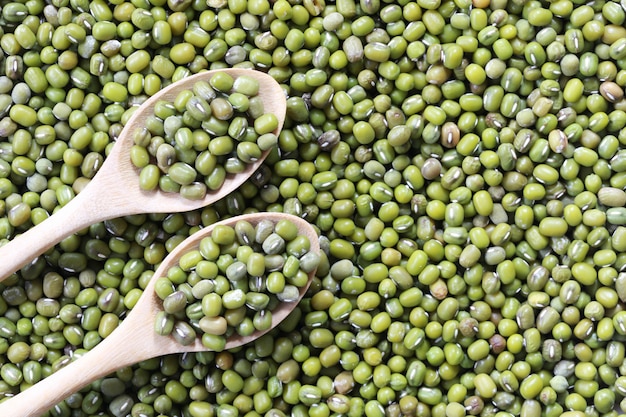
[2,0,626,415]
[154,218,320,350]
[131,71,279,200]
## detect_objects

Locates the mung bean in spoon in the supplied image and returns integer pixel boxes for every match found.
[0,212,319,416]
[0,68,286,282]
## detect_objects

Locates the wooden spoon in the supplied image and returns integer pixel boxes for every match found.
[0,68,286,282]
[0,212,319,416]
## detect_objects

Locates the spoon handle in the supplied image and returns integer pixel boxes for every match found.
[0,307,155,416]
[0,180,126,282]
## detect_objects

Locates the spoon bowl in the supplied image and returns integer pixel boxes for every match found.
[0,69,287,282]
[0,212,319,417]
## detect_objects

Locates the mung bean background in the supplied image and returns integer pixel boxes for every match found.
[0,0,626,415]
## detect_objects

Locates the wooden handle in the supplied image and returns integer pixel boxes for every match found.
[0,304,159,416]
[0,333,118,415]
[0,188,98,282]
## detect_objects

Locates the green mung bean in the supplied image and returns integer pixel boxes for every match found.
[3,0,626,415]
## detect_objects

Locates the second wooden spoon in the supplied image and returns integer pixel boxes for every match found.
[0,68,286,282]
[0,212,319,416]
